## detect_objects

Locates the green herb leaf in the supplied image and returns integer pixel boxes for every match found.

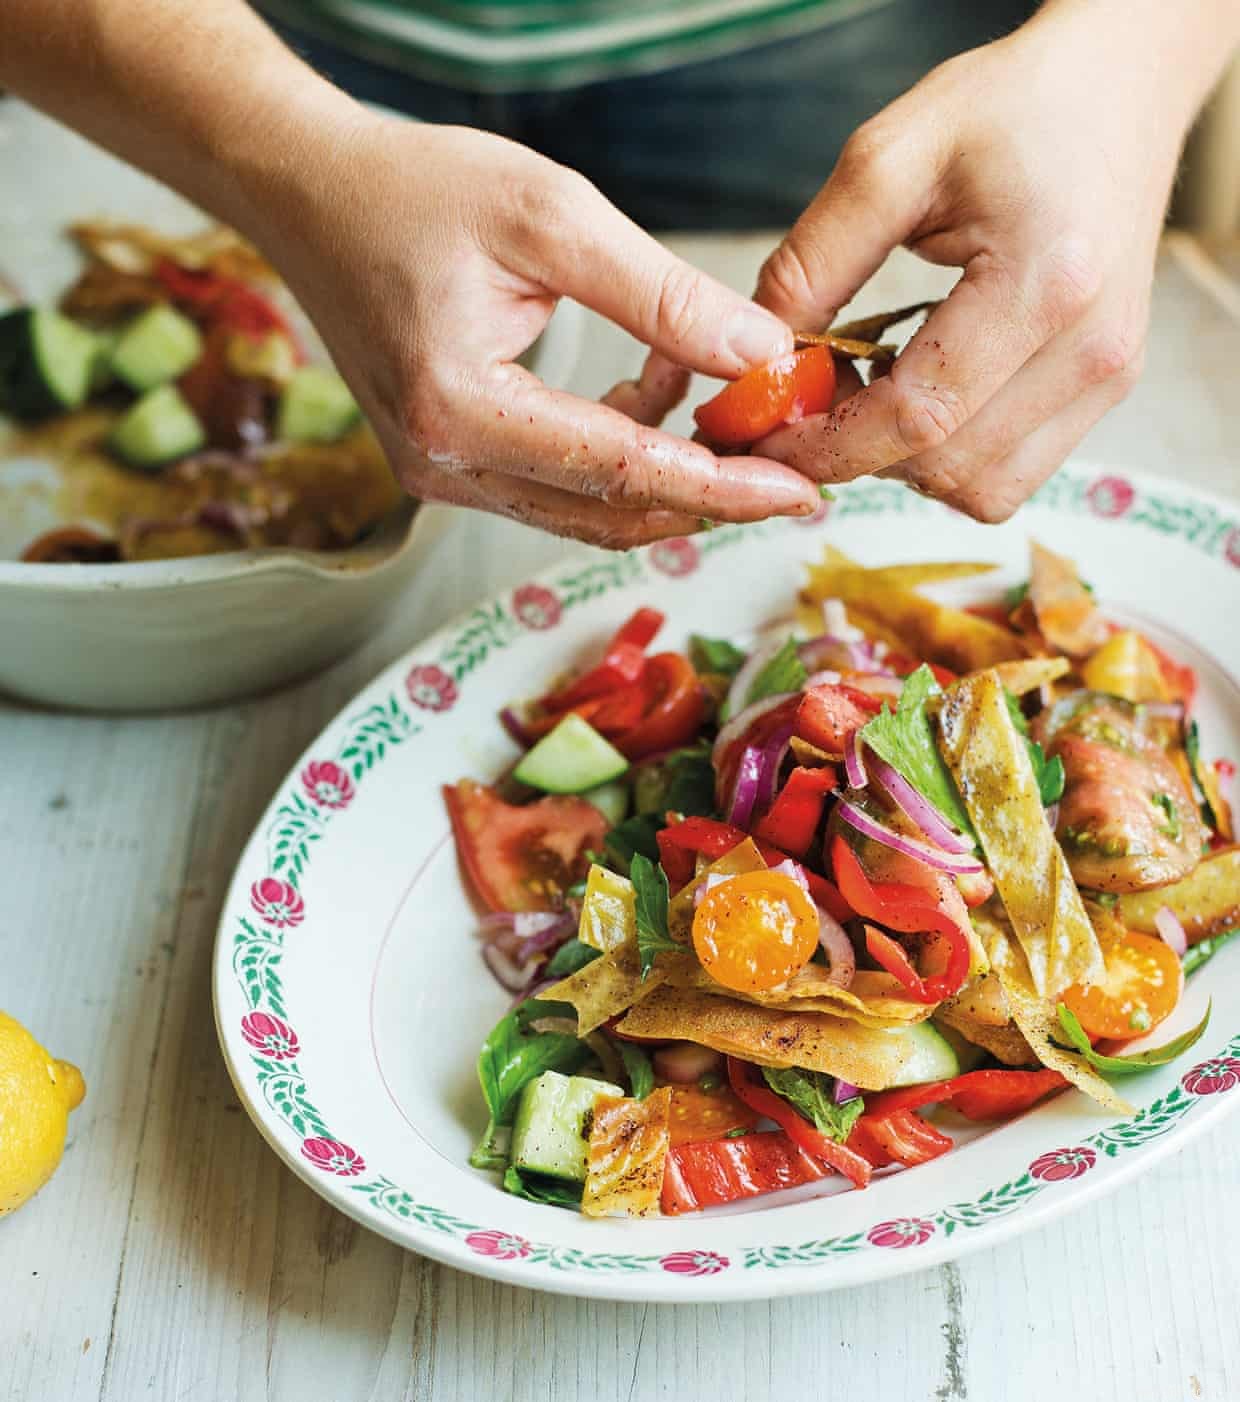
[862,664,975,838]
[544,939,601,979]
[1003,689,1064,805]
[689,635,747,679]
[603,813,662,871]
[1004,689,1030,736]
[615,1038,654,1099]
[724,1126,752,1138]
[630,852,678,979]
[1055,1001,1212,1076]
[1004,580,1029,610]
[745,637,808,708]
[1152,791,1181,841]
[502,1165,583,1208]
[633,743,716,820]
[469,1005,587,1169]
[760,1066,865,1142]
[819,484,837,501]
[1183,927,1240,976]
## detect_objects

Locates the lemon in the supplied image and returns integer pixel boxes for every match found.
[0,1010,86,1217]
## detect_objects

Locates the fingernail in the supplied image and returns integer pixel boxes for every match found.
[726,307,793,368]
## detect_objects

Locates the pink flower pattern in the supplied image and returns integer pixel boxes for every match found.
[1182,1057,1240,1095]
[1029,1147,1096,1182]
[240,1011,300,1060]
[250,877,304,928]
[301,759,355,810]
[797,495,834,527]
[405,663,458,713]
[660,1250,729,1276]
[867,1218,935,1249]
[1086,475,1135,519]
[301,1137,366,1176]
[465,1229,531,1260]
[650,536,699,577]
[512,584,562,631]
[1224,528,1240,571]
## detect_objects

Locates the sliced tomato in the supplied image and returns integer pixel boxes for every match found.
[661,1130,829,1214]
[794,685,881,755]
[442,779,605,913]
[848,1107,953,1169]
[667,1085,760,1147]
[693,871,820,993]
[612,652,705,759]
[1061,929,1183,1040]
[693,346,836,448]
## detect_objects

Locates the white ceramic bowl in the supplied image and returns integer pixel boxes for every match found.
[0,102,583,710]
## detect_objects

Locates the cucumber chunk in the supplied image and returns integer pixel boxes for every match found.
[510,1071,623,1183]
[277,365,360,442]
[514,713,629,794]
[0,306,102,419]
[880,1021,962,1088]
[109,385,206,470]
[933,1021,988,1075]
[581,778,629,826]
[109,304,203,392]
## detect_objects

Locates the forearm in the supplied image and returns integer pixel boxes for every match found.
[0,0,364,244]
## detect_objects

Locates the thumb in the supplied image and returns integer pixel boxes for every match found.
[550,183,793,378]
[755,124,931,331]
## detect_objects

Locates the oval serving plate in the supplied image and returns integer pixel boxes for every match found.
[213,463,1240,1302]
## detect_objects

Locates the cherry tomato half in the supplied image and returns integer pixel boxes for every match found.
[667,1085,760,1147]
[692,870,819,992]
[1061,929,1183,1040]
[693,346,836,447]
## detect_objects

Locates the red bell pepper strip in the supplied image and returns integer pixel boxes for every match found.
[661,1130,830,1214]
[861,1068,1068,1123]
[612,652,704,760]
[155,259,301,351]
[830,835,971,1002]
[752,766,838,857]
[611,605,664,651]
[725,1058,872,1189]
[539,608,664,712]
[847,1107,953,1169]
[863,925,929,999]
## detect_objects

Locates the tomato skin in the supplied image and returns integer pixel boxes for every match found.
[693,346,837,447]
[692,871,820,992]
[861,1068,1068,1123]
[661,1130,829,1214]
[611,652,705,759]
[794,685,881,755]
[848,1107,953,1168]
[667,1085,760,1147]
[442,780,605,913]
[1062,929,1184,1040]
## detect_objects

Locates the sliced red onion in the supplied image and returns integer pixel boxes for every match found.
[712,693,795,773]
[499,706,535,749]
[511,976,558,1009]
[815,906,857,988]
[768,858,810,893]
[834,1079,861,1104]
[837,798,984,874]
[803,668,843,689]
[727,745,765,829]
[724,636,791,720]
[1142,701,1186,721]
[822,598,865,642]
[694,871,737,908]
[800,634,867,673]
[1154,905,1188,957]
[479,908,576,962]
[867,752,974,855]
[846,672,904,701]
[652,1043,723,1083]
[844,729,868,790]
[483,943,535,993]
[1045,802,1061,830]
[757,722,796,810]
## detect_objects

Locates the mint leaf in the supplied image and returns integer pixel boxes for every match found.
[544,939,601,979]
[761,1066,865,1142]
[689,634,747,678]
[502,1165,583,1208]
[746,637,808,708]
[1004,689,1030,736]
[861,664,974,838]
[1003,689,1063,805]
[1055,1001,1211,1076]
[1183,927,1240,976]
[614,1038,654,1099]
[604,813,662,871]
[630,852,678,979]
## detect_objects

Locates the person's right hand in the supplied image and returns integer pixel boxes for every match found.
[248,113,819,547]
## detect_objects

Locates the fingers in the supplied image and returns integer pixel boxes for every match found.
[601,352,691,427]
[510,169,792,378]
[754,122,934,330]
[405,459,702,550]
[753,239,1103,483]
[424,362,819,524]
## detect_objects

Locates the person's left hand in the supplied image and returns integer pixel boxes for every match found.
[747,1,1219,521]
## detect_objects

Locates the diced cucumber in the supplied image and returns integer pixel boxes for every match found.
[109,385,206,470]
[514,713,629,794]
[88,327,121,393]
[510,1071,623,1183]
[109,304,203,392]
[933,1021,988,1075]
[880,1021,962,1088]
[581,778,629,826]
[276,365,360,442]
[0,306,103,419]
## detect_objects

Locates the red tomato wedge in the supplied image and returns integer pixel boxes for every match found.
[794,685,882,755]
[442,780,605,912]
[661,1130,830,1214]
[693,346,836,447]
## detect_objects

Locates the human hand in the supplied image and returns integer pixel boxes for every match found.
[249,114,819,546]
[751,0,1235,520]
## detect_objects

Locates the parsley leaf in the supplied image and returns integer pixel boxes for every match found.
[544,939,601,979]
[615,1038,654,1099]
[603,813,662,872]
[861,664,974,838]
[745,637,808,708]
[689,635,747,678]
[1003,689,1064,806]
[1055,1001,1212,1076]
[1183,927,1240,975]
[1152,791,1181,841]
[630,853,679,978]
[760,1066,866,1142]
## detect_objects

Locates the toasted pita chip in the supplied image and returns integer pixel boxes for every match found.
[581,1087,671,1218]
[935,1006,1037,1066]
[664,961,932,1027]
[828,301,941,343]
[1117,845,1240,942]
[545,947,667,1035]
[990,657,1071,695]
[1028,541,1110,657]
[615,987,948,1089]
[794,330,897,362]
[666,837,767,938]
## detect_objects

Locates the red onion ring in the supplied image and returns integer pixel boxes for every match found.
[499,706,535,749]
[1045,802,1061,830]
[724,636,790,721]
[837,798,984,874]
[844,730,868,790]
[1154,905,1188,956]
[483,943,536,993]
[727,745,765,829]
[756,722,797,810]
[834,1079,861,1104]
[711,694,794,773]
[815,905,857,988]
[866,752,975,855]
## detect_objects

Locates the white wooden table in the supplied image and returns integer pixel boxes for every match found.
[5,227,1240,1402]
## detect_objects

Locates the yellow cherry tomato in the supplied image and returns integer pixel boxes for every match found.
[692,870,819,993]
